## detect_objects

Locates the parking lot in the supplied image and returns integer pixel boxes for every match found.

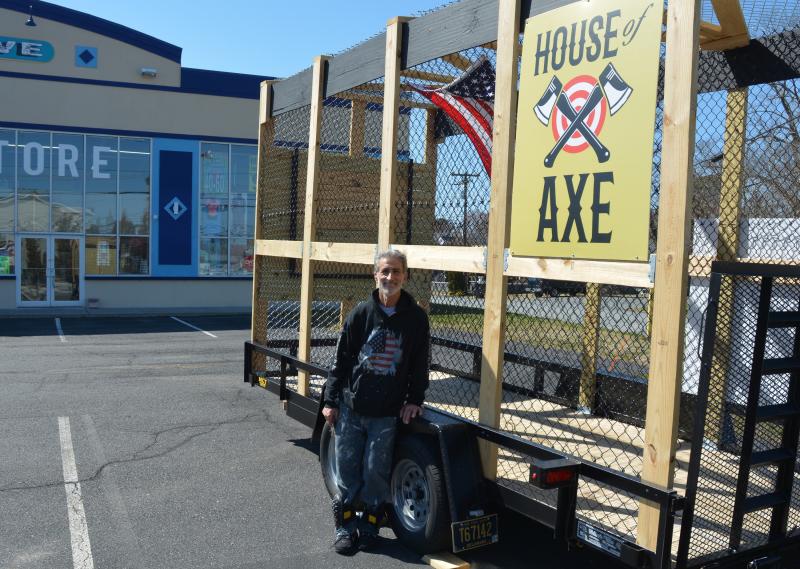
[0,315,616,569]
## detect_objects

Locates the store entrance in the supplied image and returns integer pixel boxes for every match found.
[16,235,84,307]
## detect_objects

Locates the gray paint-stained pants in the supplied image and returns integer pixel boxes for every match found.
[334,404,397,510]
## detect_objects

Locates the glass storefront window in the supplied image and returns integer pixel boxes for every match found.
[199,237,227,276]
[200,143,230,240]
[119,138,150,236]
[119,236,149,275]
[85,136,118,235]
[230,238,254,275]
[85,236,117,275]
[17,131,51,232]
[231,145,257,194]
[52,133,84,233]
[0,130,14,233]
[0,233,14,275]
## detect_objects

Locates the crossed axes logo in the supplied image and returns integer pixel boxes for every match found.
[534,62,633,168]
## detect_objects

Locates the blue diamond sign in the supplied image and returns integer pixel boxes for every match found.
[164,197,188,220]
[75,45,97,68]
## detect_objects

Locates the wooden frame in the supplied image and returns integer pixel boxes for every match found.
[250,0,798,559]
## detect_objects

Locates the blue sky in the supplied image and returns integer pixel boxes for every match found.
[46,1,453,78]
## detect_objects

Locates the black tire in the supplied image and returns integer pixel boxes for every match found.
[319,422,340,499]
[389,436,450,554]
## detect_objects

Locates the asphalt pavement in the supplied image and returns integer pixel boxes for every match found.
[0,315,619,569]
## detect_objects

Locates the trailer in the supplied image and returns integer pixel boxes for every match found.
[244,1,800,567]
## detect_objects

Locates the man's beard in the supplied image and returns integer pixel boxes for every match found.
[378,282,399,296]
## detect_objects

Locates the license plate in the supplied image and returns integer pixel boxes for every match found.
[451,514,499,553]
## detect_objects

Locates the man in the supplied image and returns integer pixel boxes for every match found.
[322,250,430,555]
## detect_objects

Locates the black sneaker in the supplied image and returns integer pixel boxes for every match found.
[357,509,381,551]
[334,531,358,555]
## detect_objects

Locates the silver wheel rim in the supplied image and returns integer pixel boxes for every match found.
[392,458,430,532]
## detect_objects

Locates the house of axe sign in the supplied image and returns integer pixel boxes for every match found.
[510,0,662,262]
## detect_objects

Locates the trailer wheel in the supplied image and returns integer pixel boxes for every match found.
[319,422,339,498]
[389,436,450,553]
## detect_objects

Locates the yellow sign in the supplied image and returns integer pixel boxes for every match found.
[510,0,662,261]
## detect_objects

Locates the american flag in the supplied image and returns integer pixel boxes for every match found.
[413,56,495,175]
[364,328,402,373]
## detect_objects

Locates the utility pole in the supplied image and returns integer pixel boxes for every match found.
[451,172,480,245]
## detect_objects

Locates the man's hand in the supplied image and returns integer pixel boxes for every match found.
[400,404,423,425]
[322,406,338,425]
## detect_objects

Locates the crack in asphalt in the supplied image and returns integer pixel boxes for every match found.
[0,411,270,494]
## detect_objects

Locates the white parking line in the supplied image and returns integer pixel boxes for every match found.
[58,417,95,569]
[55,318,66,342]
[170,316,218,338]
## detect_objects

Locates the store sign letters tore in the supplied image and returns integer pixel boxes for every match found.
[510,0,661,262]
[0,36,54,62]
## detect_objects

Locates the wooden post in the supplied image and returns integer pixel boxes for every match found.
[705,87,748,444]
[638,0,701,550]
[297,55,329,396]
[578,283,601,414]
[477,0,521,479]
[378,17,410,251]
[250,80,276,370]
[349,99,366,158]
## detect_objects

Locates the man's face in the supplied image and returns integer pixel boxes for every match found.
[374,257,407,299]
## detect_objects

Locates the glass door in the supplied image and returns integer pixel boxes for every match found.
[51,236,83,306]
[16,235,84,307]
[16,235,48,306]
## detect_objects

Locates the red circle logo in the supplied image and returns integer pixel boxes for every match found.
[551,75,607,154]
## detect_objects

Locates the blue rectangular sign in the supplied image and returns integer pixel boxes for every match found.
[158,151,193,266]
[0,36,54,62]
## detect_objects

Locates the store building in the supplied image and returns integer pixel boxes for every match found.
[0,0,273,312]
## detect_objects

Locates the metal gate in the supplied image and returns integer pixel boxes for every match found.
[677,262,800,568]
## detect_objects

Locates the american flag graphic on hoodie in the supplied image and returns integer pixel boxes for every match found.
[359,328,403,375]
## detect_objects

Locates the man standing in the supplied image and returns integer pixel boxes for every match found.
[322,250,430,555]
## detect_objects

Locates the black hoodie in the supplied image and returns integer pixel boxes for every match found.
[323,289,430,417]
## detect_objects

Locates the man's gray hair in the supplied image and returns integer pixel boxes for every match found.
[374,249,408,273]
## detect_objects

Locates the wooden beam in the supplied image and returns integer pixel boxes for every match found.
[337,89,437,111]
[578,283,601,414]
[703,0,750,50]
[251,80,276,370]
[705,87,748,445]
[378,16,412,251]
[638,0,701,550]
[701,33,750,51]
[505,256,652,288]
[477,0,520,480]
[310,242,376,265]
[711,0,748,37]
[389,244,485,273]
[297,55,329,397]
[401,68,455,84]
[349,99,366,157]
[441,52,473,71]
[255,239,303,259]
[699,21,724,39]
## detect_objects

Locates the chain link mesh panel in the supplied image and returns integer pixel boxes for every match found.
[316,84,384,244]
[395,47,495,247]
[403,268,484,416]
[262,105,311,241]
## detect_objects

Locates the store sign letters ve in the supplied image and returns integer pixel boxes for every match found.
[510,0,661,261]
[0,36,54,62]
